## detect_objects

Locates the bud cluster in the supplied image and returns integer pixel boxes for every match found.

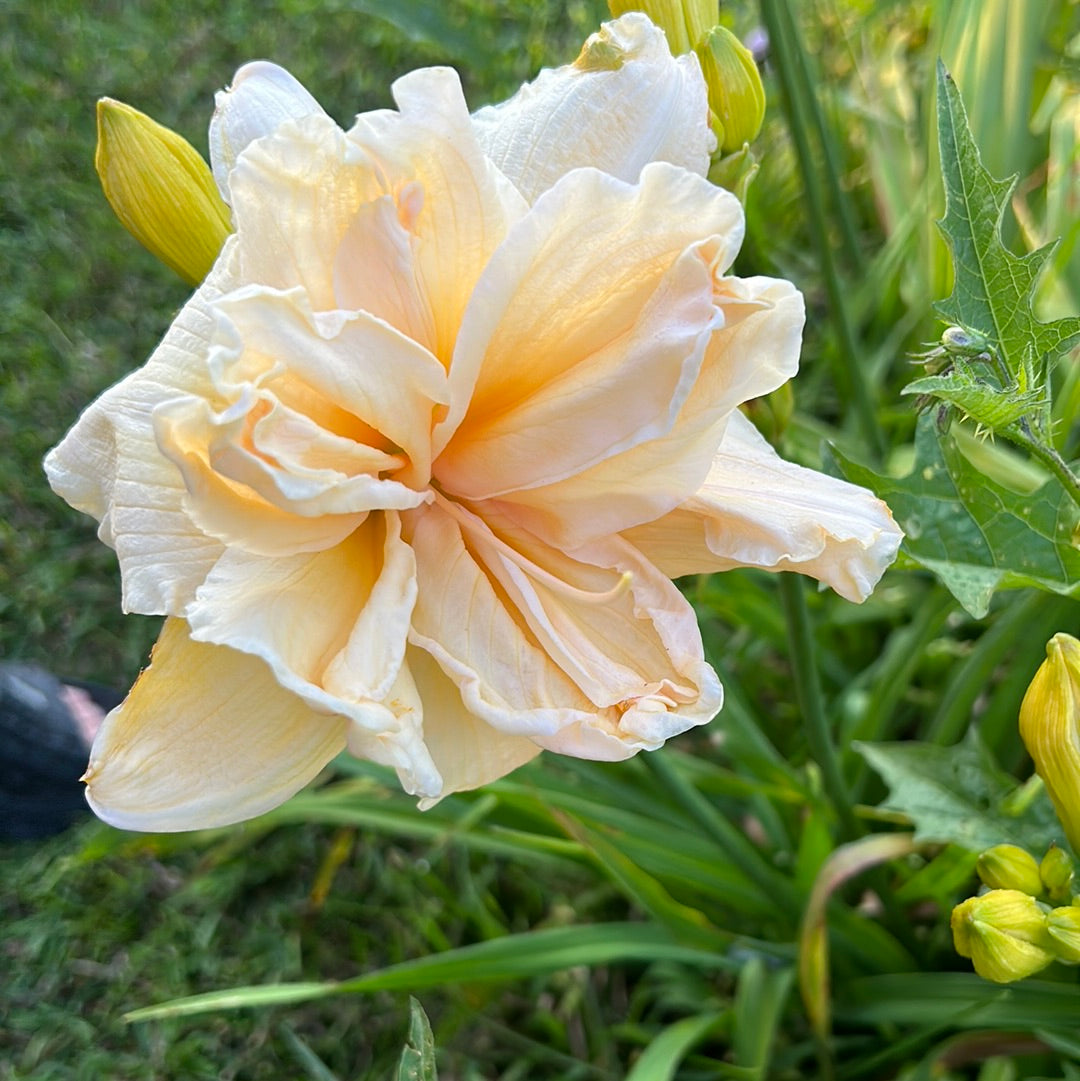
[607,2,766,179]
[950,633,1080,984]
[952,842,1080,983]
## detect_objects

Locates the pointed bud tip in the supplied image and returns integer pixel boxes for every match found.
[695,25,765,153]
[1020,633,1080,855]
[606,1,719,57]
[95,95,231,285]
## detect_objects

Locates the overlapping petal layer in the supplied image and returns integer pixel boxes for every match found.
[624,410,902,602]
[83,618,349,831]
[472,12,714,203]
[47,15,901,831]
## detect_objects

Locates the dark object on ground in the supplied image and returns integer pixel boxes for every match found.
[0,664,121,840]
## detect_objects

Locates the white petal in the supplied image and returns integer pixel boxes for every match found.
[209,62,328,203]
[43,244,248,614]
[625,410,903,602]
[472,13,714,203]
[84,618,348,832]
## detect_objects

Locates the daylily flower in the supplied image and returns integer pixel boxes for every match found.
[46,14,901,831]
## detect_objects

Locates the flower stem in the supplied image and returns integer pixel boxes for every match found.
[778,573,859,839]
[758,0,885,462]
[1006,421,1080,514]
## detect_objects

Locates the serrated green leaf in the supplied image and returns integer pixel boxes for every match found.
[935,60,1080,375]
[397,998,438,1081]
[904,359,1044,430]
[854,728,1060,853]
[833,414,1080,617]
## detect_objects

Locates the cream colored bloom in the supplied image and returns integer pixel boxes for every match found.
[46,15,901,831]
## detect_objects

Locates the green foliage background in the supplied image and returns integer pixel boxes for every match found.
[2,1,1079,1079]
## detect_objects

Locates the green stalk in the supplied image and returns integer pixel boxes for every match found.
[759,0,885,461]
[643,751,800,914]
[1006,420,1080,513]
[779,0,864,276]
[778,574,859,839]
[925,590,1055,745]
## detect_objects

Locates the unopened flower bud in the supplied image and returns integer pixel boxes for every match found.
[1047,906,1080,963]
[741,382,794,443]
[1040,844,1075,903]
[1019,633,1080,853]
[607,0,718,57]
[96,98,231,285]
[950,890,1055,983]
[976,844,1043,896]
[695,26,765,152]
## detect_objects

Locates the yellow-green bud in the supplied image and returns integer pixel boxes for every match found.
[976,844,1044,896]
[607,0,719,57]
[694,26,765,153]
[96,98,231,286]
[950,890,1055,984]
[741,382,794,443]
[1019,633,1080,854]
[1040,844,1075,904]
[1047,906,1080,963]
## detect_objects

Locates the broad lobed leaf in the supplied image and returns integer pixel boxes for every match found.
[834,415,1080,617]
[854,727,1061,853]
[935,60,1080,376]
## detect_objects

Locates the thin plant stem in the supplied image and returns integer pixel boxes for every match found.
[778,573,859,839]
[1007,420,1080,512]
[925,590,1053,745]
[779,0,864,276]
[759,0,885,461]
[642,751,801,915]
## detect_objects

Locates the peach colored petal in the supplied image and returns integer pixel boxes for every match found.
[209,285,448,487]
[472,13,714,203]
[624,410,904,602]
[182,513,444,796]
[153,394,373,558]
[407,498,721,761]
[186,516,411,707]
[229,114,380,310]
[407,647,542,806]
[84,618,348,831]
[434,162,742,485]
[347,66,528,365]
[405,501,599,739]
[488,276,805,550]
